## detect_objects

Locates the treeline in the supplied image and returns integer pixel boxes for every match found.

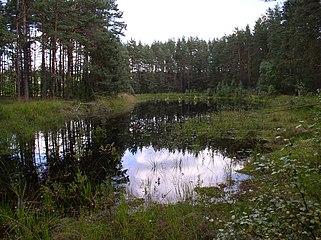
[127,0,321,95]
[0,0,129,100]
[0,0,320,100]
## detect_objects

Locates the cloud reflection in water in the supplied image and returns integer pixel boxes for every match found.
[122,146,246,203]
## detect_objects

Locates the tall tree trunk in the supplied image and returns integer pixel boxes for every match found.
[22,0,29,101]
[16,0,21,100]
[32,28,37,97]
[247,48,252,87]
[84,48,89,97]
[50,0,58,98]
[66,43,73,100]
[179,69,183,92]
[74,43,80,95]
[61,46,66,97]
[41,34,47,98]
[50,40,56,98]
[57,43,63,97]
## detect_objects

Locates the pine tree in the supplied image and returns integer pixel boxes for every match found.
[282,0,321,92]
[0,1,12,48]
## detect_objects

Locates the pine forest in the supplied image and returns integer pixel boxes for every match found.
[0,0,320,99]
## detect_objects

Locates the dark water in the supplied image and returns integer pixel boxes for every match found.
[0,99,255,203]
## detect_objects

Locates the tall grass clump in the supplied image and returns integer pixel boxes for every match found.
[0,174,56,240]
[0,100,74,142]
[95,93,136,117]
[216,94,321,239]
[1,94,320,239]
[0,167,119,239]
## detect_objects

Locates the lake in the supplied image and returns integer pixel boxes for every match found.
[0,99,255,204]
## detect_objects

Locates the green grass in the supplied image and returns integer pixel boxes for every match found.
[0,94,321,239]
[0,94,136,144]
[136,92,266,105]
[0,100,69,139]
[52,200,233,240]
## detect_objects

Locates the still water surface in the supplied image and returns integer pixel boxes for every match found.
[123,147,247,203]
[1,99,254,203]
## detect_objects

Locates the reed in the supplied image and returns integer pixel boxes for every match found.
[0,94,320,239]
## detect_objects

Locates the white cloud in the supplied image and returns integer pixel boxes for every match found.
[122,147,247,202]
[117,0,283,44]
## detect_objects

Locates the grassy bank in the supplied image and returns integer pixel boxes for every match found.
[136,92,264,104]
[0,94,136,143]
[1,93,320,239]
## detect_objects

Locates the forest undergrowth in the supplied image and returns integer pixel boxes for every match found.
[0,93,320,239]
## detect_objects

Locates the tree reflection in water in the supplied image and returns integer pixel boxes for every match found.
[0,99,255,205]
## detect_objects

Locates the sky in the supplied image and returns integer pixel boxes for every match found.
[117,0,283,44]
[122,147,248,203]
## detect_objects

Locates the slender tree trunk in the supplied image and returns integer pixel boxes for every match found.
[15,0,22,100]
[50,39,56,98]
[84,48,89,97]
[237,43,242,84]
[22,0,29,101]
[179,69,183,92]
[62,46,66,97]
[66,43,73,100]
[33,29,37,97]
[57,44,63,97]
[247,48,252,87]
[74,43,80,95]
[187,68,191,92]
[41,34,47,98]
[50,0,58,98]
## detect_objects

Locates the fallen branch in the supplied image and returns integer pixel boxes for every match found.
[74,102,96,112]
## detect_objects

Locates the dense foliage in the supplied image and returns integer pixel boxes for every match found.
[0,0,129,100]
[0,0,320,99]
[127,1,320,95]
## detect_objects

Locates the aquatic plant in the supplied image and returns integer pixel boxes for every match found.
[0,94,320,239]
